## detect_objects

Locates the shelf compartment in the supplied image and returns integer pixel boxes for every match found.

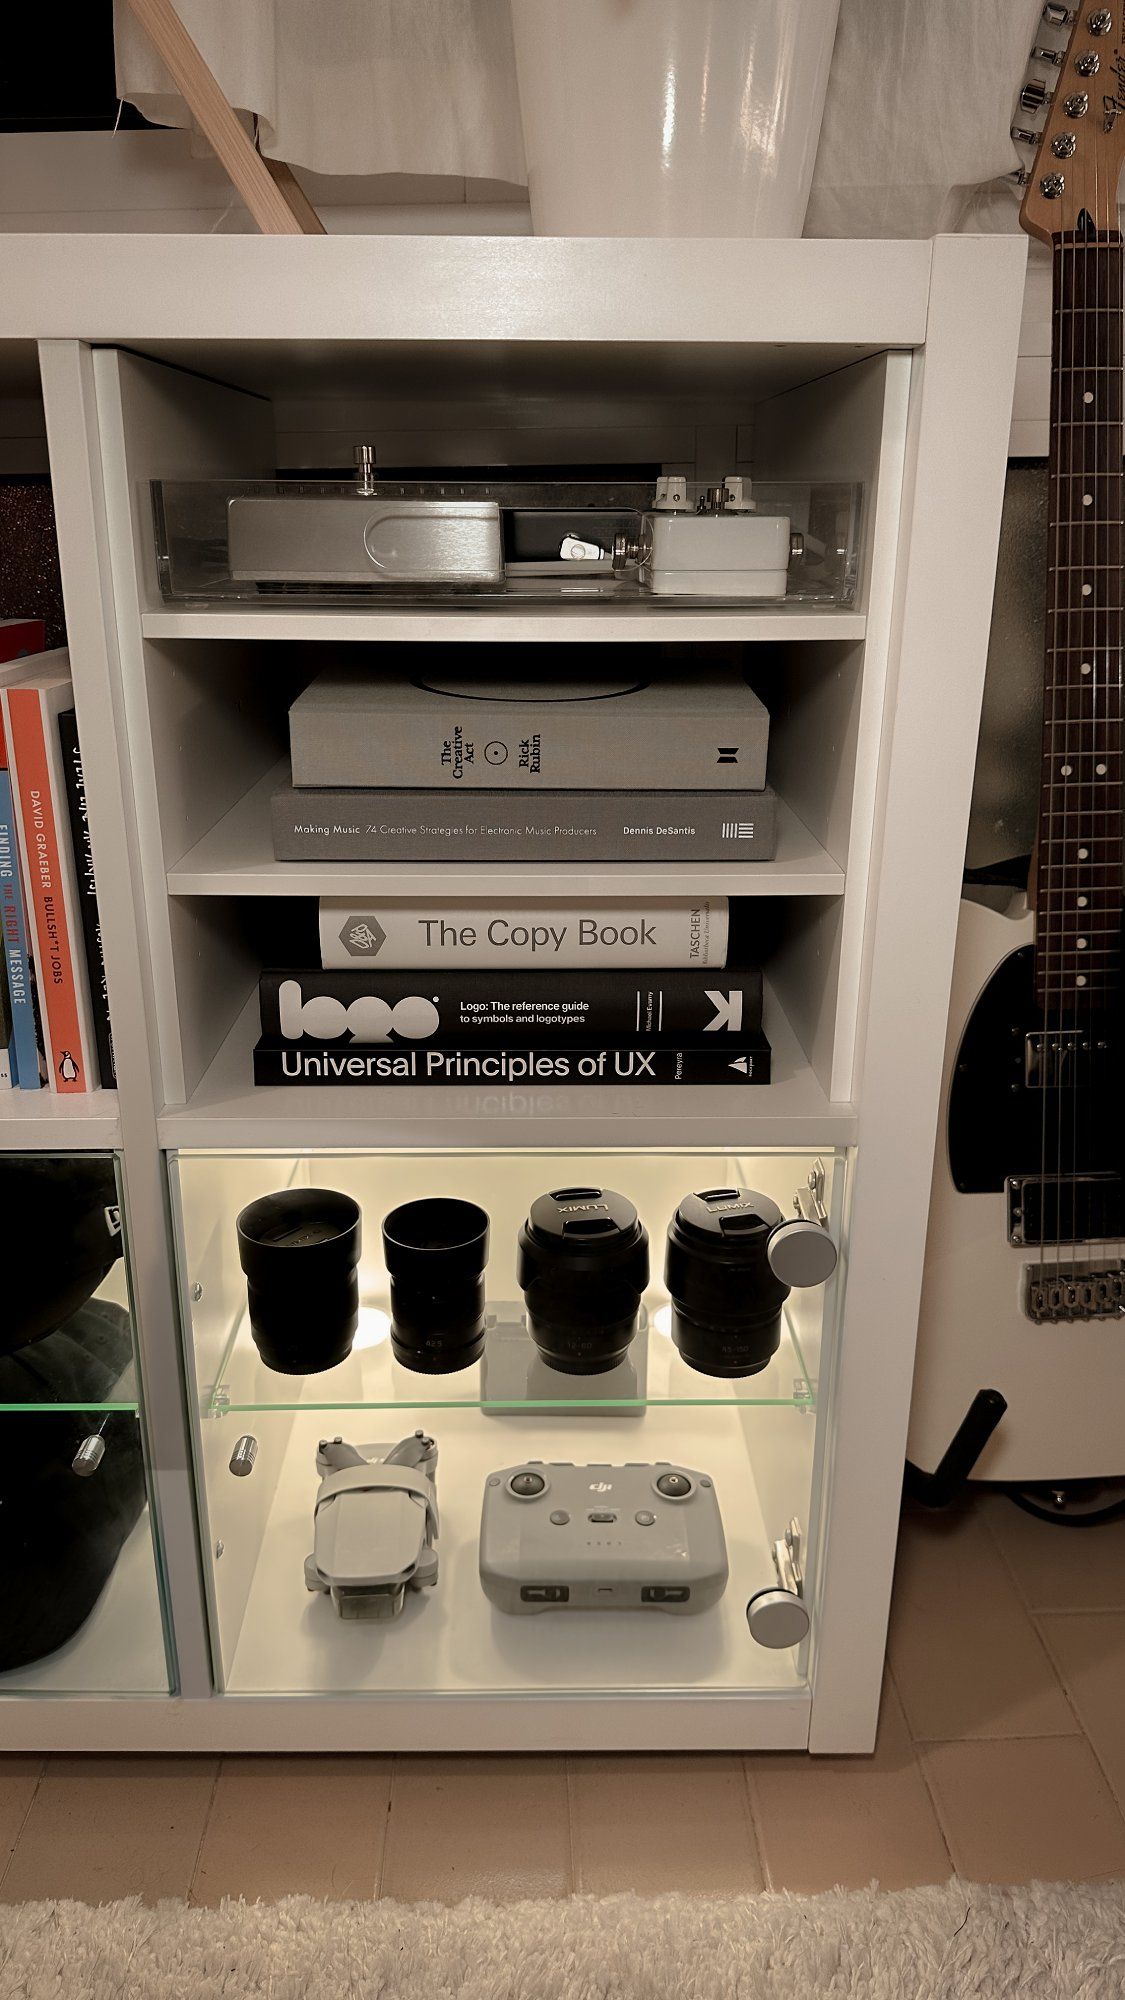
[0,1508,171,1698]
[158,985,856,1147]
[166,764,845,899]
[142,605,867,644]
[212,1401,805,1701]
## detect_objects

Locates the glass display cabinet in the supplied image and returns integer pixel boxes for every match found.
[0,1154,172,1699]
[170,1147,840,1716]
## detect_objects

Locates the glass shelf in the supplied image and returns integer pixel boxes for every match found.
[202,1299,817,1417]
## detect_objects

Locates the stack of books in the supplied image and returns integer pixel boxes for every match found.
[0,636,112,1096]
[259,655,776,1089]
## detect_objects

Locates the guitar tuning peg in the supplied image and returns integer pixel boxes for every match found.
[1030,44,1066,65]
[1042,3,1074,23]
[1020,78,1055,110]
[1011,125,1041,146]
[1008,167,1032,187]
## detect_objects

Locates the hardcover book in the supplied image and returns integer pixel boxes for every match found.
[253,1037,772,1088]
[288,665,769,792]
[259,966,765,1048]
[58,710,115,1089]
[319,896,733,970]
[272,784,778,863]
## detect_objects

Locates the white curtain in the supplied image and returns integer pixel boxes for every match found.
[114,0,1047,236]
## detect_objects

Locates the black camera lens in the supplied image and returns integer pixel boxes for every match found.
[517,1186,649,1375]
[382,1197,490,1374]
[665,1188,788,1378]
[236,1188,361,1375]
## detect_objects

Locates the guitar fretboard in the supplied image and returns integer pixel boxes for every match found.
[1038,232,1125,1008]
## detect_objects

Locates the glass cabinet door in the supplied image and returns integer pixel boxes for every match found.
[0,1154,172,1695]
[171,1147,843,1704]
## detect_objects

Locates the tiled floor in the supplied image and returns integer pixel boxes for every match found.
[3,1490,1125,1904]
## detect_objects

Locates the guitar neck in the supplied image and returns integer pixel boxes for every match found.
[1037,230,1125,1010]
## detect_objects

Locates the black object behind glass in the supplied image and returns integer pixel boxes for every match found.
[665,1188,790,1378]
[236,1187,361,1374]
[382,1197,490,1374]
[518,1185,649,1374]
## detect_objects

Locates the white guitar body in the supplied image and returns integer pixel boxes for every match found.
[909,894,1125,1483]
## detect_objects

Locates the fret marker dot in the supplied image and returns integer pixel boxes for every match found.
[1082,582,1093,596]
[1084,390,1094,403]
[1097,761,1107,774]
[1082,662,1092,674]
[1079,846,1089,858]
[1077,974,1088,987]
[1078,937,1088,949]
[1083,493,1093,506]
[1062,763,1073,776]
[1078,895,1088,908]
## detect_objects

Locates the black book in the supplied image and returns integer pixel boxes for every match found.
[253,1038,772,1088]
[57,710,114,1088]
[258,965,764,1049]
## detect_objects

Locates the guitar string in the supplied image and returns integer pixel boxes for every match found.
[1040,224,1062,1312]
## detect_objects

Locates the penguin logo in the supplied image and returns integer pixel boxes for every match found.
[58,1050,80,1084]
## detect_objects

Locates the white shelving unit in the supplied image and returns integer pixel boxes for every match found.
[0,231,1026,1754]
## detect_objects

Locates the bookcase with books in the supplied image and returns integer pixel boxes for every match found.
[0,231,1026,1753]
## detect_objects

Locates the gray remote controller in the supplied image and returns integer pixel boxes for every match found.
[479,1461,728,1614]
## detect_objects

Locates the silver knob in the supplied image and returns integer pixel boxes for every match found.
[1064,90,1090,114]
[72,1435,106,1478]
[1075,49,1101,73]
[1088,9,1113,31]
[353,444,376,496]
[1040,171,1066,197]
[611,533,642,574]
[1043,2,1074,20]
[767,1217,838,1288]
[746,1588,811,1649]
[1019,79,1054,110]
[1031,43,1066,64]
[1051,132,1078,156]
[229,1434,259,1477]
[1011,125,1041,145]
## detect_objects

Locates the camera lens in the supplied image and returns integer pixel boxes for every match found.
[382,1197,490,1374]
[517,1186,649,1375]
[665,1188,788,1378]
[236,1188,361,1375]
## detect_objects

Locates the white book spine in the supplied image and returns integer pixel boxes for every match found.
[320,898,730,971]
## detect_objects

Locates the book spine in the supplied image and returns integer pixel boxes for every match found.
[260,966,764,1045]
[320,897,730,970]
[290,686,768,791]
[57,711,115,1088]
[253,1040,771,1087]
[0,761,42,1089]
[273,786,777,863]
[5,688,93,1093]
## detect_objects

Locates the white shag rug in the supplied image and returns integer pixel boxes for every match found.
[1,1880,1124,1999]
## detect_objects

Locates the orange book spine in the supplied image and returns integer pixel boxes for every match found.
[7,687,86,1091]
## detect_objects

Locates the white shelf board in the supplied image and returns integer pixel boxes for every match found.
[167,766,845,899]
[157,985,856,1149]
[0,1086,119,1150]
[222,1403,802,1702]
[142,604,866,644]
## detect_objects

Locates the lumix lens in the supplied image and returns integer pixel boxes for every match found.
[236,1188,361,1375]
[382,1197,490,1374]
[665,1188,788,1379]
[518,1186,649,1375]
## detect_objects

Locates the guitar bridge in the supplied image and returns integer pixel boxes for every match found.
[1006,1173,1125,1247]
[1023,1265,1125,1325]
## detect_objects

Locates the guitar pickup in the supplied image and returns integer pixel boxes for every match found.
[1007,1172,1125,1247]
[1024,1030,1106,1089]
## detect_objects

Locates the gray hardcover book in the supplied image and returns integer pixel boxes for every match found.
[288,666,769,791]
[271,784,778,862]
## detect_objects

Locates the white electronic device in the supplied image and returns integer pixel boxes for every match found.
[621,476,794,600]
[304,1431,439,1620]
[479,1460,728,1614]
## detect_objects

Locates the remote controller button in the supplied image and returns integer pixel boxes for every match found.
[510,1472,547,1498]
[635,1510,656,1526]
[587,1510,617,1524]
[550,1510,570,1526]
[655,1472,693,1499]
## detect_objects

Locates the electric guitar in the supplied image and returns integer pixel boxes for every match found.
[909,4,1125,1487]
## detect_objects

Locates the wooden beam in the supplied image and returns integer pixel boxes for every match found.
[121,0,325,235]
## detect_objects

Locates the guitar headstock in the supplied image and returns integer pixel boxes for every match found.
[1016,4,1125,241]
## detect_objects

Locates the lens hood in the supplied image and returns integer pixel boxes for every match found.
[382,1197,490,1374]
[236,1187,361,1375]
